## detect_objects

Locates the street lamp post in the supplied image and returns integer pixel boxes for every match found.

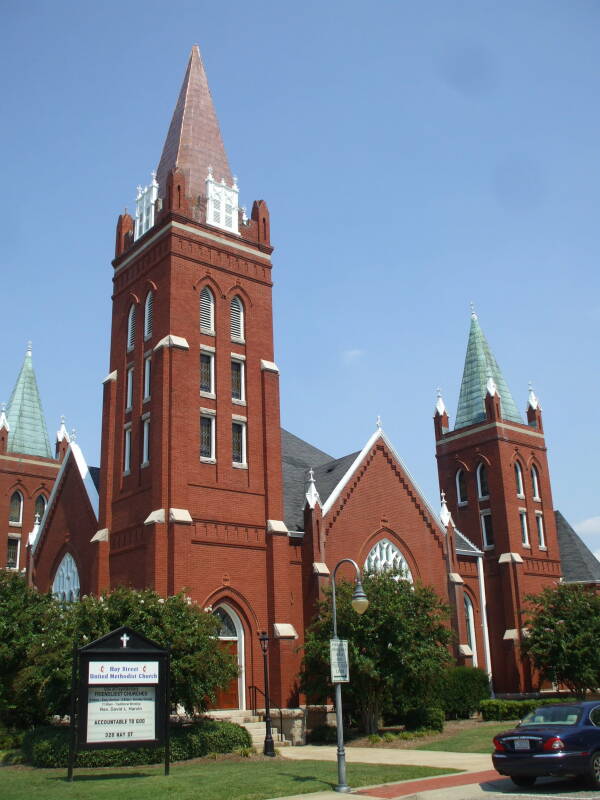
[258,631,276,757]
[331,558,369,793]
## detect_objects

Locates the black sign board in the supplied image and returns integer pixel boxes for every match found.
[68,626,170,780]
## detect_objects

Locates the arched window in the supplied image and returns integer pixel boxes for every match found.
[9,491,23,525]
[531,465,541,500]
[364,538,413,583]
[212,604,246,709]
[144,291,154,340]
[34,494,46,521]
[456,469,467,505]
[514,462,524,497]
[200,287,215,334]
[464,594,478,667]
[127,304,136,351]
[476,463,489,499]
[52,553,80,602]
[230,296,244,341]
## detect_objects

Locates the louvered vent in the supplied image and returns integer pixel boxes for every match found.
[127,305,137,351]
[144,291,154,340]
[200,287,214,333]
[230,296,244,341]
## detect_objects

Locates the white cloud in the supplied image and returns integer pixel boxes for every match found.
[574,516,600,538]
[341,348,365,365]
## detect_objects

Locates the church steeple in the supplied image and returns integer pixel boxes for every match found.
[6,343,52,458]
[155,45,233,208]
[454,311,522,430]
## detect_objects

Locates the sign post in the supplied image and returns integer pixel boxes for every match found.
[68,626,170,780]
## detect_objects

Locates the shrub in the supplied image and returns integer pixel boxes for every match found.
[22,719,251,768]
[480,698,575,721]
[306,724,339,744]
[442,667,491,719]
[382,732,396,742]
[367,733,382,744]
[404,706,444,732]
[0,726,25,750]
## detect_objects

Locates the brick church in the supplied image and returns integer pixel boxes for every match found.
[3,46,598,707]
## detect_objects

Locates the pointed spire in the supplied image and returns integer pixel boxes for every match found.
[435,388,447,416]
[56,415,70,443]
[305,468,322,509]
[454,312,522,430]
[0,403,9,432]
[440,490,452,527]
[6,344,52,458]
[155,45,233,203]
[528,381,540,411]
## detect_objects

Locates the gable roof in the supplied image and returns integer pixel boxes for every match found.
[555,510,600,583]
[455,313,522,430]
[31,443,99,554]
[6,345,52,458]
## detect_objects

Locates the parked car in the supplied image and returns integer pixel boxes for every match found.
[492,701,600,788]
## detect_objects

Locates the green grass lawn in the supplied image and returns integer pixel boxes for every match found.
[416,720,520,753]
[0,757,458,800]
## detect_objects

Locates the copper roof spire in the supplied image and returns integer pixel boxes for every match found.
[155,45,233,203]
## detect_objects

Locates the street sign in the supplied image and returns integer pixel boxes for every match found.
[330,638,349,683]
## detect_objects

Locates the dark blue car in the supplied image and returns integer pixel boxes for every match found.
[492,701,600,788]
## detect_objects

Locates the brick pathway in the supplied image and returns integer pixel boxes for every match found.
[355,769,502,798]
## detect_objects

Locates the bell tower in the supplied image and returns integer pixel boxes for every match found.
[434,311,561,692]
[99,47,296,707]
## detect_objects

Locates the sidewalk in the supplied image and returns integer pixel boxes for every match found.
[273,745,499,800]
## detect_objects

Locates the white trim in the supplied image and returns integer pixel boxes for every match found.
[455,468,467,505]
[515,461,524,497]
[480,510,494,549]
[477,556,493,684]
[531,465,541,501]
[103,370,117,384]
[503,628,519,641]
[200,414,216,461]
[498,552,524,564]
[232,413,247,422]
[437,421,545,444]
[313,562,330,576]
[9,490,23,526]
[260,359,279,374]
[230,352,246,361]
[476,462,489,500]
[169,508,193,524]
[458,644,473,657]
[125,366,134,411]
[519,509,529,547]
[267,520,288,534]
[535,512,546,549]
[232,420,247,467]
[154,334,189,351]
[6,533,21,570]
[273,623,298,640]
[144,509,165,525]
[448,572,464,584]
[200,344,216,353]
[91,528,109,542]
[200,407,217,416]
[231,357,245,403]
[463,593,478,667]
[143,356,152,402]
[200,350,215,395]
[214,603,246,710]
[31,443,99,554]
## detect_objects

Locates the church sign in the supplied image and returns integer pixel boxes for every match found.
[68,627,170,780]
[330,638,350,683]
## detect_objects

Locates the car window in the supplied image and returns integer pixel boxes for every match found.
[590,706,600,726]
[521,706,582,726]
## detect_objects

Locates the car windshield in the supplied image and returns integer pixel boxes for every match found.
[520,706,582,726]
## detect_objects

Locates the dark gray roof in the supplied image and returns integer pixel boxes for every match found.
[89,466,100,493]
[455,530,481,555]
[555,510,600,583]
[281,428,361,531]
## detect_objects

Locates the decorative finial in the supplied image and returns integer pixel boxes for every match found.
[470,301,477,320]
[0,403,9,432]
[528,381,540,411]
[70,427,77,442]
[305,467,321,509]
[26,341,32,355]
[376,415,382,430]
[435,389,447,416]
[207,165,214,178]
[441,490,446,502]
[57,416,70,443]
[1,403,5,413]
[34,513,40,525]
[440,490,451,526]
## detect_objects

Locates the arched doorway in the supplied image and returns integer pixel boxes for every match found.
[212,604,245,710]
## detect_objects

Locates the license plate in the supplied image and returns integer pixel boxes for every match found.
[514,739,530,751]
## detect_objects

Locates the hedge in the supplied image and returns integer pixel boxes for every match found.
[22,719,251,768]
[480,698,576,721]
[404,706,445,732]
[442,667,490,719]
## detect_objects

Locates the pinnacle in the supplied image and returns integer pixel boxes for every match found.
[155,45,233,204]
[6,345,52,458]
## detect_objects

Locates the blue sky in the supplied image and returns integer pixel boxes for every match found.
[2,1,599,554]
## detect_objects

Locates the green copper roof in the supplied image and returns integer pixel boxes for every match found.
[6,345,52,458]
[454,314,523,430]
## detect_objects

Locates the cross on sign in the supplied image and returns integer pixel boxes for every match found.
[120,632,130,648]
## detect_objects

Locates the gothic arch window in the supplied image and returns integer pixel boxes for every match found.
[476,463,489,499]
[364,538,413,583]
[200,287,215,334]
[464,593,478,667]
[52,553,80,603]
[456,469,467,505]
[34,494,46,520]
[9,491,23,525]
[127,304,137,351]
[230,296,244,341]
[212,604,246,709]
[144,291,154,340]
[531,465,541,500]
[514,461,524,497]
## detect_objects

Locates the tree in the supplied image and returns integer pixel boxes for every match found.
[522,583,600,698]
[0,571,56,727]
[10,584,238,725]
[300,572,452,733]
